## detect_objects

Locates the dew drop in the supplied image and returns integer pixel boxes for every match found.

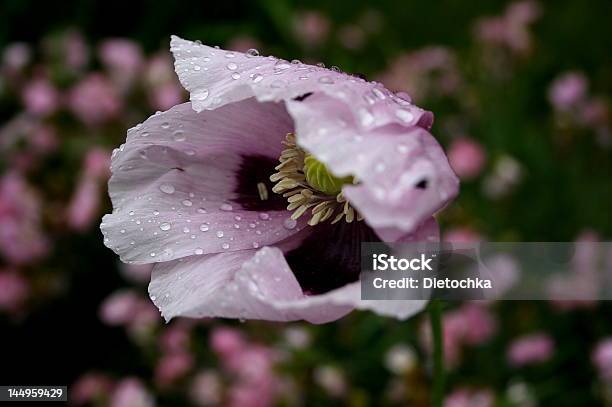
[161,122,170,129]
[200,224,209,232]
[252,242,260,248]
[259,213,270,220]
[183,227,190,233]
[222,243,230,249]
[220,203,233,211]
[160,222,171,231]
[194,248,204,255]
[216,231,224,238]
[246,48,260,57]
[194,89,209,101]
[160,184,175,194]
[252,73,263,83]
[182,199,193,207]
[227,62,238,70]
[194,65,201,71]
[283,218,297,230]
[129,210,135,216]
[197,208,207,214]
[172,130,186,141]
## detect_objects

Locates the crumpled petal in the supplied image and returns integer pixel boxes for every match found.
[286,93,459,232]
[101,100,307,264]
[150,218,436,323]
[170,36,459,233]
[170,35,433,130]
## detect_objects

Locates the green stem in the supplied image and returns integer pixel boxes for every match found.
[429,299,445,407]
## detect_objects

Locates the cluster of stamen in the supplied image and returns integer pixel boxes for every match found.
[270,133,363,226]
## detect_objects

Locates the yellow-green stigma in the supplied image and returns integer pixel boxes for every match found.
[270,133,362,226]
[303,155,353,196]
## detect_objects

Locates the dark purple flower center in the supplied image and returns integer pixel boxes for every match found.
[234,154,380,294]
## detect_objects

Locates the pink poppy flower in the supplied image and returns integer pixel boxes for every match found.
[101,37,459,324]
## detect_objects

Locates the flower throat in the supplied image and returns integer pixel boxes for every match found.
[270,133,362,226]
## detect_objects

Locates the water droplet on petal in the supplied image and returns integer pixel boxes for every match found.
[194,89,209,101]
[197,208,207,214]
[220,203,233,211]
[200,224,209,232]
[283,218,297,230]
[216,231,224,238]
[160,184,175,194]
[227,62,238,70]
[182,199,193,207]
[183,227,190,233]
[318,76,334,84]
[231,73,241,80]
[252,73,263,83]
[195,248,204,255]
[161,122,170,129]
[259,213,270,220]
[246,48,259,57]
[173,130,186,141]
[252,242,260,248]
[160,222,171,231]
[222,243,230,249]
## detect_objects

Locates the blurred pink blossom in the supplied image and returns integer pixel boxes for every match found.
[66,177,100,231]
[145,54,176,86]
[149,83,185,111]
[507,333,554,367]
[159,323,190,354]
[67,148,111,231]
[460,304,497,346]
[189,370,222,406]
[110,378,154,407]
[448,138,487,180]
[593,338,612,382]
[2,43,31,73]
[0,270,29,312]
[313,365,347,398]
[210,327,245,357]
[293,11,330,47]
[84,147,112,179]
[445,388,494,407]
[443,227,482,243]
[71,372,114,405]
[29,125,59,154]
[0,171,49,265]
[99,38,144,89]
[378,47,460,102]
[21,77,60,116]
[68,74,121,125]
[548,71,588,112]
[421,304,497,366]
[155,351,194,387]
[474,1,541,54]
[63,30,89,70]
[99,290,158,328]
